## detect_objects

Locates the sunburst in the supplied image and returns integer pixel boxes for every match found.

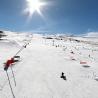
[24,0,46,18]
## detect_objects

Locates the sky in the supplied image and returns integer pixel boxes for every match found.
[0,0,98,35]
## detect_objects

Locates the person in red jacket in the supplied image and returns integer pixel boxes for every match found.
[10,58,14,64]
[4,58,14,71]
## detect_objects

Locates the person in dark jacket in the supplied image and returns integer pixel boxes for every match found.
[60,72,67,80]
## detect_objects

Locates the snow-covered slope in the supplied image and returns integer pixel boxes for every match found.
[0,32,98,98]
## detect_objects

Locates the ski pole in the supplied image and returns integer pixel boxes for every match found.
[6,70,15,98]
[14,46,24,56]
[14,42,29,57]
[10,67,16,86]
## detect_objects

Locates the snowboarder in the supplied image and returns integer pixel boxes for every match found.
[60,72,67,80]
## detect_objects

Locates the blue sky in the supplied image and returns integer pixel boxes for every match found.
[0,0,98,34]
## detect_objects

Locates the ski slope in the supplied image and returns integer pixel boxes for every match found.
[0,32,98,98]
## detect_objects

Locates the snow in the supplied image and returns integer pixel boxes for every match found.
[0,32,98,98]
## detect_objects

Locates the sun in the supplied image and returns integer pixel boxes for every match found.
[24,0,46,18]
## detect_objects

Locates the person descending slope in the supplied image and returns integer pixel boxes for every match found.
[4,58,14,71]
[60,72,67,80]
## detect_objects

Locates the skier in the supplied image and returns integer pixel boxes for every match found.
[60,72,67,80]
[4,58,14,71]
[70,51,74,54]
[4,60,11,71]
[23,45,27,48]
[10,58,14,64]
[89,54,90,58]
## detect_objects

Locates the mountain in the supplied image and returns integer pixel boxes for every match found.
[0,31,98,98]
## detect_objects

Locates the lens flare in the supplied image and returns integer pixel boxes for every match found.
[24,0,46,18]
